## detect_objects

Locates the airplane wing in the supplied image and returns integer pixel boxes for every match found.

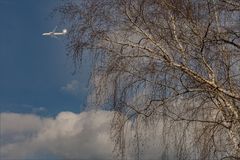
[52,26,57,32]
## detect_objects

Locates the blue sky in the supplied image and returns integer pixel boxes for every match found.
[0,0,91,116]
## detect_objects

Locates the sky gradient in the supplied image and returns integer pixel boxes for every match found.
[0,0,91,116]
[0,1,95,159]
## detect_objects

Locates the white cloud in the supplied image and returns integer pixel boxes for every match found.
[0,110,178,160]
[0,111,114,160]
[0,113,44,136]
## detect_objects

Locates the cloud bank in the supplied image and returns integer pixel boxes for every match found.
[0,111,114,160]
[0,110,176,160]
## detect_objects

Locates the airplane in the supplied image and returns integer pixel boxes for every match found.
[42,26,67,38]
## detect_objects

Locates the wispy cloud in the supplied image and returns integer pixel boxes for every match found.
[0,103,47,115]
[61,79,87,96]
[32,107,46,114]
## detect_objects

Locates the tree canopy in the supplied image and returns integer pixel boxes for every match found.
[56,0,240,159]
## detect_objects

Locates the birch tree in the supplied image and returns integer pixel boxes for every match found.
[56,0,240,159]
